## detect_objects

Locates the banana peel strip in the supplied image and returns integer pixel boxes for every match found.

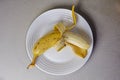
[66,5,77,30]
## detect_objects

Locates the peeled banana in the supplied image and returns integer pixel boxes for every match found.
[27,5,90,69]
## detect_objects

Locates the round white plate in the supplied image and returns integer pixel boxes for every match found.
[26,9,93,75]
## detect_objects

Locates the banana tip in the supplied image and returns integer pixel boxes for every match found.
[27,64,35,69]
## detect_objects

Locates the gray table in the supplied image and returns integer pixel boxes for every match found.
[0,0,120,80]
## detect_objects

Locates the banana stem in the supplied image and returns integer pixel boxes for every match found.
[27,55,38,69]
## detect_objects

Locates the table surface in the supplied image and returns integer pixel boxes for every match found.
[0,0,120,80]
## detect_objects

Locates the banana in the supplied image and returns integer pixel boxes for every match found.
[27,5,90,69]
[27,30,61,69]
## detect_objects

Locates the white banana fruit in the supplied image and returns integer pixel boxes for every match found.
[63,31,90,49]
[54,37,66,51]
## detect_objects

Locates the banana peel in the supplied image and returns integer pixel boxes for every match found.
[66,42,87,58]
[27,30,61,69]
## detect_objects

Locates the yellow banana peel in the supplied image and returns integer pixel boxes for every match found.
[27,30,61,69]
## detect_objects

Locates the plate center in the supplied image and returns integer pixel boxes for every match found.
[43,47,75,63]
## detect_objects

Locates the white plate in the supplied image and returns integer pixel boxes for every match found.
[26,9,93,75]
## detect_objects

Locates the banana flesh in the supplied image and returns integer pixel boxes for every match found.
[54,37,66,51]
[63,31,90,49]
